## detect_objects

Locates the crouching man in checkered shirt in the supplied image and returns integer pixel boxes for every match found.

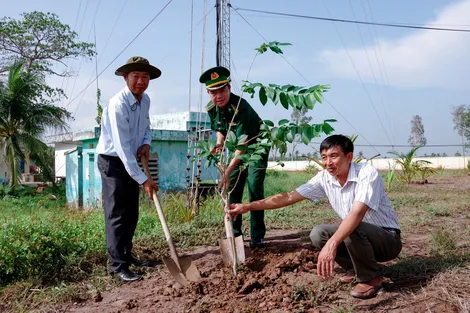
[229,134,402,299]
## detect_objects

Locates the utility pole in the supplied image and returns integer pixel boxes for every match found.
[216,0,230,69]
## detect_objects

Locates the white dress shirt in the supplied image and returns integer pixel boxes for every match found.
[296,162,400,229]
[96,86,151,184]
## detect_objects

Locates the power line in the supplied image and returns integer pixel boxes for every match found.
[362,0,397,140]
[157,5,215,65]
[70,0,174,117]
[321,1,393,148]
[229,6,470,33]
[230,7,382,156]
[68,0,102,111]
[348,0,394,143]
[67,0,129,114]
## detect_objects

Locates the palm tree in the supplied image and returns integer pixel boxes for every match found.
[388,145,423,184]
[0,62,71,188]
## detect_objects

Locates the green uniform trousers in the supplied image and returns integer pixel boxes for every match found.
[229,151,269,240]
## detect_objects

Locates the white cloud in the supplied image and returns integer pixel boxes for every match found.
[320,0,470,89]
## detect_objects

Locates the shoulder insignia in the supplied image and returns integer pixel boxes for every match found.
[206,102,215,111]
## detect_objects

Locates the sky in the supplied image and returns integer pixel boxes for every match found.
[2,0,469,158]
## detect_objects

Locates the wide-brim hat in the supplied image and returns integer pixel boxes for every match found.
[199,66,231,90]
[115,56,161,80]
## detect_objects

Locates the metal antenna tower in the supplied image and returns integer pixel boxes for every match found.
[216,0,230,69]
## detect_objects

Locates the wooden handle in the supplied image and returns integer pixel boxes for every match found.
[224,202,238,271]
[141,156,181,267]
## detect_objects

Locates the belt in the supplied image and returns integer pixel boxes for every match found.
[383,227,401,236]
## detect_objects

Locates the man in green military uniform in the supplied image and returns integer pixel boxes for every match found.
[199,66,268,248]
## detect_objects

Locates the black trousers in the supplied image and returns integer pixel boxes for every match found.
[98,154,140,273]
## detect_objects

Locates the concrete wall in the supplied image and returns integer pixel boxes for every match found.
[65,148,82,208]
[150,129,218,191]
[150,111,211,131]
[81,139,102,209]
[268,156,470,171]
[55,143,78,178]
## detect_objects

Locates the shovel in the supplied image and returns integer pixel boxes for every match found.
[141,156,201,286]
[219,202,245,275]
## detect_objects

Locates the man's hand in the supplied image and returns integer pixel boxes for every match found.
[316,240,338,279]
[210,143,223,154]
[143,178,159,198]
[137,144,150,161]
[229,203,250,219]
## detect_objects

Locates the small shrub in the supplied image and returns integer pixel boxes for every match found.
[266,169,288,178]
[430,229,457,256]
[467,160,470,170]
[427,205,451,217]
[304,164,319,176]
[436,165,446,176]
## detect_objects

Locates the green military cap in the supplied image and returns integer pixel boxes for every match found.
[115,56,162,80]
[199,66,231,90]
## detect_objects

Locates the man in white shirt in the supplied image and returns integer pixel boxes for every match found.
[96,56,159,282]
[229,134,402,299]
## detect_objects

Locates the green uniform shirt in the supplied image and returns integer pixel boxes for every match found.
[206,93,262,139]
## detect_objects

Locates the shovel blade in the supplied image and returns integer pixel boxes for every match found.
[219,235,245,266]
[163,256,201,285]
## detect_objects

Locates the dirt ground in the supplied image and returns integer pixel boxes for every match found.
[51,175,470,313]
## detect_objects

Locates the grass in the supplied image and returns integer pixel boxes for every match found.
[1,169,470,312]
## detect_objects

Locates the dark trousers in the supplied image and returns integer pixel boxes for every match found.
[229,151,268,240]
[98,154,140,273]
[309,222,402,282]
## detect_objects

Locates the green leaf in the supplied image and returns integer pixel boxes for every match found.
[271,88,279,104]
[259,86,268,105]
[236,154,250,162]
[304,94,315,109]
[227,131,237,145]
[278,119,289,126]
[306,85,320,93]
[235,145,248,151]
[294,95,303,110]
[256,146,267,153]
[263,120,274,127]
[237,134,248,145]
[288,93,296,108]
[313,90,324,103]
[322,123,335,135]
[276,127,285,140]
[281,84,294,91]
[269,46,282,54]
[301,127,314,145]
[286,130,294,143]
[279,92,289,110]
[249,155,263,161]
[271,127,279,139]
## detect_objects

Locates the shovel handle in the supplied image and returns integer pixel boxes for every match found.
[224,202,238,274]
[141,156,181,268]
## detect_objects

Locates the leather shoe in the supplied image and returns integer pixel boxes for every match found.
[250,238,265,248]
[130,257,153,267]
[117,269,142,283]
[340,270,356,283]
[350,276,383,299]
